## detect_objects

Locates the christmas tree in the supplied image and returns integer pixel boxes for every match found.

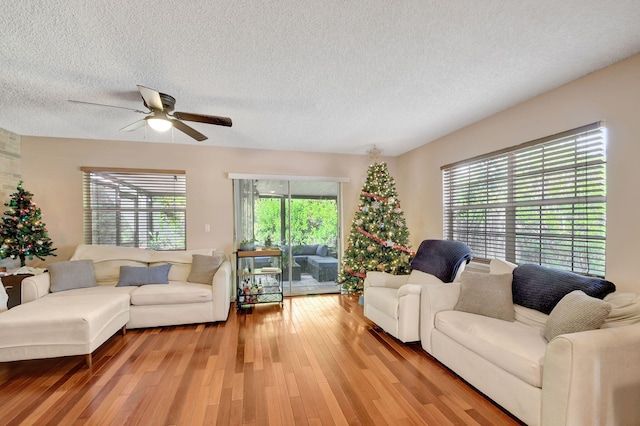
[0,181,56,266]
[338,162,413,293]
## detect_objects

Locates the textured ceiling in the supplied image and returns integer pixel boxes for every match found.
[1,1,640,156]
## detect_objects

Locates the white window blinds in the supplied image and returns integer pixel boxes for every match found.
[82,168,186,250]
[442,122,606,276]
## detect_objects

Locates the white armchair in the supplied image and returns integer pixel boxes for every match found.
[364,269,447,342]
[363,239,472,342]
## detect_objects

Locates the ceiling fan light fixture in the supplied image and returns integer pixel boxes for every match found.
[77,85,229,141]
[147,116,172,132]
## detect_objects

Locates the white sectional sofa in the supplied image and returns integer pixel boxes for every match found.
[0,244,232,366]
[419,259,640,426]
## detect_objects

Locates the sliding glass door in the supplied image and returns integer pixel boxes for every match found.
[233,178,340,296]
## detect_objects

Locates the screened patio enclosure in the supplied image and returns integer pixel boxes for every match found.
[233,177,342,296]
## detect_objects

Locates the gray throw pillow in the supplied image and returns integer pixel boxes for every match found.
[49,260,97,293]
[301,244,318,255]
[544,290,612,341]
[187,254,224,284]
[117,264,171,287]
[316,244,328,257]
[454,271,515,321]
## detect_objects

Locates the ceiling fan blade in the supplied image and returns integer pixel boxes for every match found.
[173,111,232,127]
[137,85,164,111]
[68,99,147,114]
[120,119,148,132]
[171,119,208,141]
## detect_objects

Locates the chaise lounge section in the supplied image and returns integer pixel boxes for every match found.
[0,291,130,367]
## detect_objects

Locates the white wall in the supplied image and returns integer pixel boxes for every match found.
[396,53,640,292]
[20,138,395,263]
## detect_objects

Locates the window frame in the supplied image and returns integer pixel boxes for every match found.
[442,122,607,276]
[82,167,187,250]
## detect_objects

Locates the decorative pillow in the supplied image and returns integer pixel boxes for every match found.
[316,244,328,257]
[49,260,98,293]
[301,244,319,255]
[117,264,171,287]
[544,290,611,341]
[602,292,640,328]
[489,258,517,275]
[147,264,171,283]
[512,264,615,315]
[187,254,224,284]
[454,271,515,321]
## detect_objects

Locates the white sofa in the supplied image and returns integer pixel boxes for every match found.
[0,244,232,366]
[419,259,640,426]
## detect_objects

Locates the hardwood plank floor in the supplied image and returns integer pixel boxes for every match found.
[0,295,522,425]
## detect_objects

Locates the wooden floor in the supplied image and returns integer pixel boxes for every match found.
[0,295,521,425]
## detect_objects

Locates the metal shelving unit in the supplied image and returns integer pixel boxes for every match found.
[235,249,283,309]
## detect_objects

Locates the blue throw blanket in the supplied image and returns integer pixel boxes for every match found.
[410,240,473,283]
[513,264,616,314]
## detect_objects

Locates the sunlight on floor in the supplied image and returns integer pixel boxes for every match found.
[283,272,340,296]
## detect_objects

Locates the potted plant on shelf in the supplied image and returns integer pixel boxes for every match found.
[238,239,255,251]
[264,235,273,249]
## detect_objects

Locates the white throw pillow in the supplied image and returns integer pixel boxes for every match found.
[602,292,640,328]
[489,258,517,275]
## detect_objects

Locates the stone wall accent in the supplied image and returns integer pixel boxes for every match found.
[0,128,21,202]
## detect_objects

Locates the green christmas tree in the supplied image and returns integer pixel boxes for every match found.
[338,162,413,293]
[0,181,56,266]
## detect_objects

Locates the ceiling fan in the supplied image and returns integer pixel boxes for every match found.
[69,85,232,141]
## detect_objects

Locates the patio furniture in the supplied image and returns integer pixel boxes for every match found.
[308,256,338,282]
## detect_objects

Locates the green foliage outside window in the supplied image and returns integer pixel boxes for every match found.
[254,197,338,248]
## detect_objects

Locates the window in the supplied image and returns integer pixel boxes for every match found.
[82,168,186,250]
[442,122,606,276]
